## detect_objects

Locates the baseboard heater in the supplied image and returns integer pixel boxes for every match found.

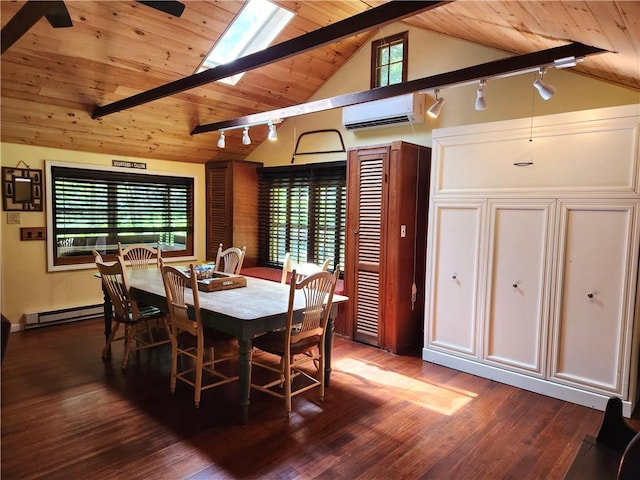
[25,304,104,328]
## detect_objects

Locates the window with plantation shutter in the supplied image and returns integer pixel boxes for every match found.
[258,161,346,271]
[48,164,194,268]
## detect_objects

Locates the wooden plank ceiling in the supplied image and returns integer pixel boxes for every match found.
[1,1,638,164]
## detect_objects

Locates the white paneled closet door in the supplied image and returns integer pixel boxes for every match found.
[483,199,555,376]
[550,200,640,396]
[427,200,485,357]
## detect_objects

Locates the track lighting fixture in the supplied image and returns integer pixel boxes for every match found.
[215,118,281,148]
[533,68,556,100]
[192,45,604,136]
[475,80,487,111]
[267,121,277,141]
[242,127,251,145]
[427,89,445,119]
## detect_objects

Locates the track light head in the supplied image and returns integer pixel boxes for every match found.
[427,90,445,119]
[475,80,487,111]
[217,131,225,149]
[242,127,251,145]
[267,122,277,141]
[533,68,556,100]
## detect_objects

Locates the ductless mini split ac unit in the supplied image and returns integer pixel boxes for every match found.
[342,92,425,130]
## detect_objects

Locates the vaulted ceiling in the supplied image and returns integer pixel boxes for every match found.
[1,1,638,164]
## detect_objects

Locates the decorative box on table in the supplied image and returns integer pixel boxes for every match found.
[196,272,247,292]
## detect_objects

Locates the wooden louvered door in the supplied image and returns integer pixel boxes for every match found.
[346,142,431,353]
[206,162,231,259]
[205,160,262,265]
[346,145,389,347]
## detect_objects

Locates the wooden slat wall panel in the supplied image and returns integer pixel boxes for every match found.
[230,161,261,266]
[1,1,637,163]
[403,1,639,90]
[0,1,374,163]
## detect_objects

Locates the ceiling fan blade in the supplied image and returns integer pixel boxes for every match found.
[1,1,69,54]
[44,1,73,28]
[136,1,185,18]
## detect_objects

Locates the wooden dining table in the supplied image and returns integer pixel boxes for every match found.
[102,268,348,423]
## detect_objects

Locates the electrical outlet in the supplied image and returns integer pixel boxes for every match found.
[7,212,20,224]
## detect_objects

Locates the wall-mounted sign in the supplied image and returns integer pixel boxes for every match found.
[112,160,147,169]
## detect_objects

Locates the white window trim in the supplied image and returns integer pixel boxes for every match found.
[45,160,199,272]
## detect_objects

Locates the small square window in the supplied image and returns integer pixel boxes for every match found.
[371,31,408,89]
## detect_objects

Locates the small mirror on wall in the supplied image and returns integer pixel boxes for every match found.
[2,165,43,211]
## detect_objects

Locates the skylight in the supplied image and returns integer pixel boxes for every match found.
[197,0,294,85]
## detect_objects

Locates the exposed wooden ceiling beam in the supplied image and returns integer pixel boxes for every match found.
[1,1,70,55]
[191,42,607,134]
[91,1,450,119]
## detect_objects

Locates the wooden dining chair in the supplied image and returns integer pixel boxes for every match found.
[251,268,339,415]
[280,252,331,284]
[161,264,239,407]
[214,244,246,275]
[118,242,162,270]
[96,256,170,370]
[118,242,166,340]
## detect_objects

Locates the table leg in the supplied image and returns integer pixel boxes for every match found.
[324,305,337,388]
[102,283,112,345]
[238,338,252,424]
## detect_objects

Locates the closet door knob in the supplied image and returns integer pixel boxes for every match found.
[452,275,457,279]
[512,283,518,288]
[587,293,594,299]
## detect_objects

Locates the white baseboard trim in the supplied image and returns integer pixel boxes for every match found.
[422,348,634,417]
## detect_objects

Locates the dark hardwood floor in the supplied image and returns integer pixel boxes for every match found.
[2,319,638,480]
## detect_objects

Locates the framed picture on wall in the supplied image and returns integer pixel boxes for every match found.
[2,166,43,211]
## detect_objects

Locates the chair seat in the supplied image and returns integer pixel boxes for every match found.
[177,327,236,349]
[253,329,321,356]
[138,304,165,319]
[116,304,164,325]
